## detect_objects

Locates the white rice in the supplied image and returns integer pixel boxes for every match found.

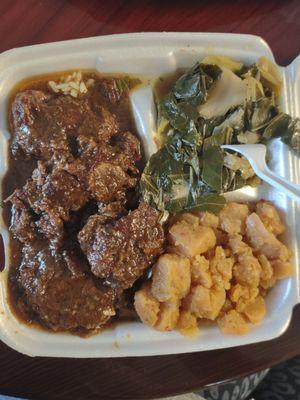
[48,71,94,98]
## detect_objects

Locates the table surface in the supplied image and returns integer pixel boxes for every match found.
[0,0,300,399]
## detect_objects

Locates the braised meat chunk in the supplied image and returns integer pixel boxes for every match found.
[70,130,141,175]
[87,162,136,203]
[18,243,117,332]
[9,202,37,244]
[11,90,79,161]
[77,107,120,145]
[6,162,88,247]
[65,131,141,207]
[34,168,88,220]
[109,131,141,174]
[78,203,165,289]
[35,213,64,248]
[11,88,124,165]
[4,184,38,245]
[5,71,158,335]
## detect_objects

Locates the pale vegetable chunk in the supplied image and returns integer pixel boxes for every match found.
[229,283,259,312]
[219,202,249,235]
[228,234,252,256]
[136,198,293,337]
[233,253,261,287]
[257,56,282,95]
[168,220,216,258]
[218,310,249,335]
[237,131,260,144]
[201,55,243,72]
[210,246,234,290]
[155,301,180,331]
[198,68,248,119]
[243,296,266,324]
[190,255,212,288]
[134,283,160,327]
[151,253,191,302]
[258,254,275,289]
[246,213,291,261]
[176,311,199,337]
[183,285,210,318]
[224,153,255,180]
[271,260,294,280]
[220,298,233,314]
[171,213,200,227]
[256,201,285,236]
[196,211,219,229]
[184,284,225,320]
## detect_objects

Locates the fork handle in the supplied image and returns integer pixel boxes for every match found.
[256,163,300,203]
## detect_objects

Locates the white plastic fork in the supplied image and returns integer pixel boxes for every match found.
[221,144,300,203]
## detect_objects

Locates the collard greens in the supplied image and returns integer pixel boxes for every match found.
[141,57,299,216]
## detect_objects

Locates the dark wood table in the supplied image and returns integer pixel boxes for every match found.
[0,0,299,399]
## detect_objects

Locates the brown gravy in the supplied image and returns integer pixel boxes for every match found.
[2,70,146,333]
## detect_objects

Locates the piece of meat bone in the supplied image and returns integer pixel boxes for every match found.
[78,202,165,289]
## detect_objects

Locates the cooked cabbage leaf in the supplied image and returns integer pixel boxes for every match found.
[224,153,255,180]
[201,55,243,72]
[212,107,244,135]
[237,131,260,144]
[198,68,248,118]
[257,56,282,95]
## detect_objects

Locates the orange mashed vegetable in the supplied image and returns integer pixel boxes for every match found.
[134,201,294,337]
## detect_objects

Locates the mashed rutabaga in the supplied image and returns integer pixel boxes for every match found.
[134,201,294,336]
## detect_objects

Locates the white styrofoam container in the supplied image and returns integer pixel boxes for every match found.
[0,33,299,358]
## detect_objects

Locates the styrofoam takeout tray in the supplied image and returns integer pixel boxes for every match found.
[0,33,299,358]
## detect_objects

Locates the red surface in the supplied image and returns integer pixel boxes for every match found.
[0,0,299,65]
[0,1,300,399]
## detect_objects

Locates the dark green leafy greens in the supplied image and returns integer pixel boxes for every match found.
[172,63,222,105]
[141,57,299,217]
[159,94,199,131]
[201,146,224,191]
[140,133,226,216]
